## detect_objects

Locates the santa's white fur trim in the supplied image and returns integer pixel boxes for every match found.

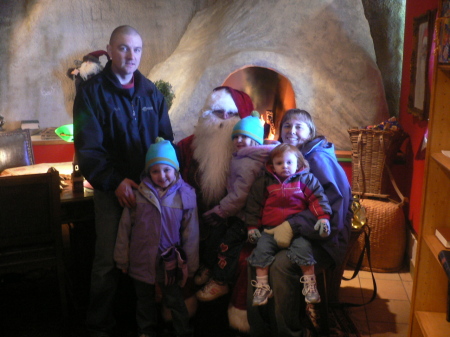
[192,114,239,205]
[162,295,198,321]
[79,61,103,80]
[228,304,250,333]
[201,88,238,118]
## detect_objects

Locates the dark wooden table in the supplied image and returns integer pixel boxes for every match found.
[60,180,94,223]
[60,181,96,307]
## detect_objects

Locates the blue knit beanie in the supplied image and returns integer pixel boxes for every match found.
[145,137,179,172]
[231,111,264,145]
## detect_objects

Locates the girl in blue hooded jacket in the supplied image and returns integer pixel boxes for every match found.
[194,111,277,303]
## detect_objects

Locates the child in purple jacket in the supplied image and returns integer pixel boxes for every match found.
[114,138,199,337]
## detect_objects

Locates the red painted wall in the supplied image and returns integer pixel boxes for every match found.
[401,0,438,234]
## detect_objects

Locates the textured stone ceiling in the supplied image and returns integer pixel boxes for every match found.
[150,0,389,149]
[0,0,394,150]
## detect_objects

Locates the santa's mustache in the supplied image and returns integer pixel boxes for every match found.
[197,113,240,131]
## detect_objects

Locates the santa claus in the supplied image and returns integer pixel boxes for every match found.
[176,86,254,332]
[177,86,253,213]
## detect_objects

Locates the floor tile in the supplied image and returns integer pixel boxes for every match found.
[342,267,411,336]
[360,278,408,301]
[349,306,371,336]
[341,273,361,288]
[359,270,401,281]
[365,298,410,324]
[368,321,409,337]
[399,270,413,282]
[339,285,363,302]
[353,319,371,337]
[402,281,413,302]
[343,268,357,278]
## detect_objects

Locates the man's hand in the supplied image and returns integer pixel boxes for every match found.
[314,219,331,237]
[264,221,293,248]
[248,229,261,244]
[115,178,139,208]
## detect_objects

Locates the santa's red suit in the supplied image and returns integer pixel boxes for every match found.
[177,86,254,332]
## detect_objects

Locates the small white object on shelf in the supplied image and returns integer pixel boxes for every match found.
[442,150,450,158]
[21,119,40,136]
[435,227,450,248]
[21,119,39,129]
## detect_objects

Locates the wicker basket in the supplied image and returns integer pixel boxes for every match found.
[348,129,407,197]
[347,198,406,272]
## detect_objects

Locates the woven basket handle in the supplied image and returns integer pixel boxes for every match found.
[356,132,367,197]
[379,135,407,207]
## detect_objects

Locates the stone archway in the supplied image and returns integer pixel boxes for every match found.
[222,66,296,140]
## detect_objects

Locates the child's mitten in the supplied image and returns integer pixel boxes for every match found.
[161,247,177,286]
[248,228,261,244]
[314,219,331,237]
[175,248,188,287]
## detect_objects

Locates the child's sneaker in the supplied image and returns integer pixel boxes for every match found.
[194,266,211,286]
[196,279,229,301]
[251,280,273,306]
[300,274,321,303]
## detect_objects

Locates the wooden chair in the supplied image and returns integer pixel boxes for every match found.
[0,129,35,173]
[0,168,68,325]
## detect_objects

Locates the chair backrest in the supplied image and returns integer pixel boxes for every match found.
[0,168,61,250]
[0,129,35,173]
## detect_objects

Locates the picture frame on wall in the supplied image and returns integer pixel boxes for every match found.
[438,17,450,64]
[442,0,450,17]
[408,10,436,121]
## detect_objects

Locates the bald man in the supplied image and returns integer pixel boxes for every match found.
[74,25,173,337]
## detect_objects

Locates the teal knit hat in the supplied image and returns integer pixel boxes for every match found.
[231,111,264,145]
[145,137,179,172]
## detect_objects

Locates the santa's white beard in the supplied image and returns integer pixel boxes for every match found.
[79,61,103,80]
[193,114,239,206]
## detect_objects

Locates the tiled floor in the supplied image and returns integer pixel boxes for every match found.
[340,266,413,337]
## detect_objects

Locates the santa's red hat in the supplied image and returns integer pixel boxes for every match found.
[82,50,110,64]
[211,86,253,119]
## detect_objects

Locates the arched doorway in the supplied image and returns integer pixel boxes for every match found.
[222,66,295,140]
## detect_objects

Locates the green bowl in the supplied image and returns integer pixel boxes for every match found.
[55,124,74,142]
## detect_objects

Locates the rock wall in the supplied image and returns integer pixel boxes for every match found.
[0,0,401,150]
[0,0,206,130]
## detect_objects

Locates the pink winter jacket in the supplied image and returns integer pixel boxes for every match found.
[245,165,331,230]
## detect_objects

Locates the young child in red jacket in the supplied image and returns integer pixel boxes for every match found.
[246,143,331,306]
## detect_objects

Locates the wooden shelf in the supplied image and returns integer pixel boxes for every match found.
[438,64,450,74]
[416,311,450,337]
[432,152,450,173]
[423,234,450,260]
[409,3,450,336]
